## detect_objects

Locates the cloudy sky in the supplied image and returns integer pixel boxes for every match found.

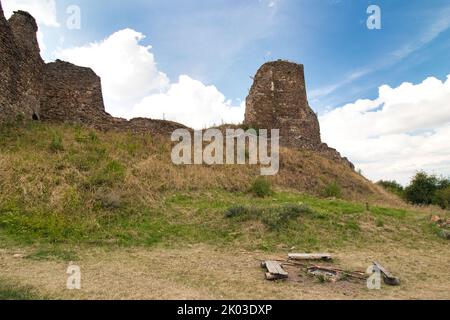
[3,0,450,184]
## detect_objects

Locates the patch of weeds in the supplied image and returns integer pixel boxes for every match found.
[323,182,342,199]
[75,129,99,144]
[370,207,408,218]
[250,177,273,198]
[49,133,64,153]
[26,248,79,262]
[89,160,126,187]
[0,206,89,244]
[94,190,123,210]
[224,205,250,218]
[0,279,44,300]
[225,203,315,229]
[345,220,360,232]
[375,218,385,228]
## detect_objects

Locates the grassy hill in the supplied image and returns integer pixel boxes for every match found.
[0,122,448,299]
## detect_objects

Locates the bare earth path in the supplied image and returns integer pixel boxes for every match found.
[1,243,449,300]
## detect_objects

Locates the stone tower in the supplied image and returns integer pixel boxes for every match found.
[0,6,44,122]
[0,3,23,121]
[9,10,44,119]
[244,60,322,149]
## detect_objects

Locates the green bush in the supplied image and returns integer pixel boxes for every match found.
[323,182,342,198]
[405,172,439,205]
[250,177,272,198]
[434,186,450,209]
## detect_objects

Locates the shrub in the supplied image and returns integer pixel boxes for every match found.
[434,186,450,209]
[261,204,314,229]
[49,134,64,152]
[250,177,272,198]
[404,172,438,205]
[224,205,250,218]
[224,203,315,229]
[323,182,342,198]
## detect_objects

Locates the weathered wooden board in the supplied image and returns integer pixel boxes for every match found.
[264,261,288,278]
[373,261,400,286]
[288,253,332,261]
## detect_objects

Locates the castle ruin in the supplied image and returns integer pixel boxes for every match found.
[245,60,354,169]
[0,2,353,169]
[0,2,185,134]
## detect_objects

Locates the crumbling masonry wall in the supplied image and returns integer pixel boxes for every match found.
[245,60,354,169]
[40,60,110,124]
[245,61,322,149]
[0,5,43,121]
[0,1,186,135]
[0,2,352,168]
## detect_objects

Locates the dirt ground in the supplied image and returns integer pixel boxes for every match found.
[1,243,449,300]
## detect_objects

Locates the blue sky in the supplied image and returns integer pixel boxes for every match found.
[3,0,450,184]
[36,0,450,112]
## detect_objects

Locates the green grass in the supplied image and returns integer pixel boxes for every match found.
[250,177,273,198]
[0,122,447,252]
[25,247,79,262]
[0,187,445,251]
[0,279,44,300]
[323,182,342,198]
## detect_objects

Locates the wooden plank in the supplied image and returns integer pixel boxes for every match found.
[288,253,332,261]
[265,273,282,281]
[373,261,400,286]
[264,261,288,277]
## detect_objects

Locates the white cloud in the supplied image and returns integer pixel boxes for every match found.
[56,28,245,128]
[56,29,170,118]
[3,0,59,27]
[133,75,244,129]
[320,74,450,185]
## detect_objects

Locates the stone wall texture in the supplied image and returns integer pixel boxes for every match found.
[40,60,109,124]
[0,4,40,121]
[9,10,44,120]
[245,60,354,169]
[245,60,321,149]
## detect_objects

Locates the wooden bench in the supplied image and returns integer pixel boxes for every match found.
[261,261,289,280]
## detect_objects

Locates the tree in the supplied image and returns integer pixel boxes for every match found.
[434,186,450,209]
[404,172,438,205]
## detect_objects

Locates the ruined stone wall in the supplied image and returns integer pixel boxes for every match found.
[0,1,185,134]
[0,2,23,121]
[9,10,44,119]
[40,60,110,124]
[0,3,353,168]
[245,60,354,170]
[245,60,322,149]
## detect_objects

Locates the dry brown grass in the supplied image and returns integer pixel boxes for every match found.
[0,123,397,212]
[1,243,449,300]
